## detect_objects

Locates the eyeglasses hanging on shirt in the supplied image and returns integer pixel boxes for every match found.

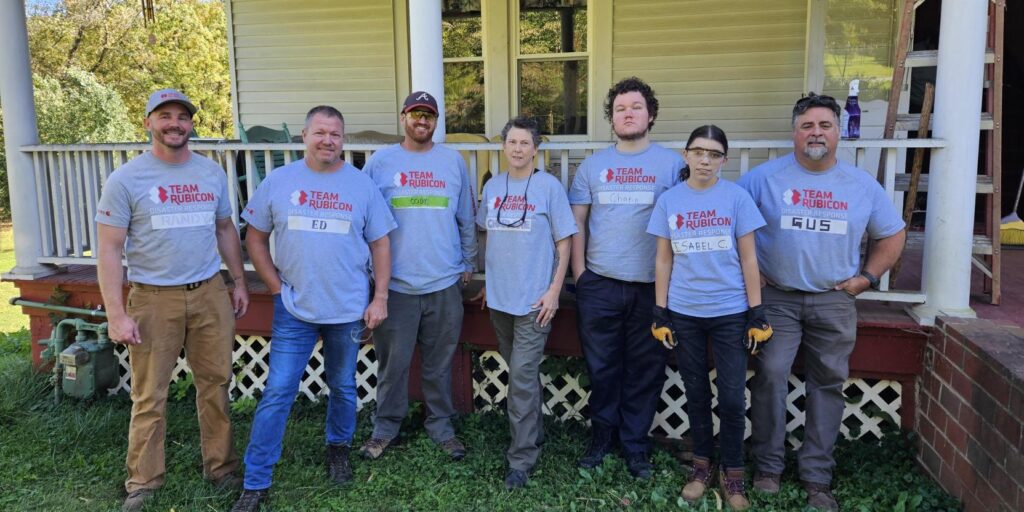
[496,170,537,228]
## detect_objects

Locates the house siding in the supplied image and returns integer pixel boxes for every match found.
[230,0,399,135]
[611,0,808,142]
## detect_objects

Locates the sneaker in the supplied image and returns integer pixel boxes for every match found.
[230,488,269,512]
[121,489,154,512]
[719,468,751,511]
[680,457,714,503]
[802,481,839,511]
[625,452,653,479]
[577,429,615,469]
[359,437,393,460]
[753,470,781,494]
[326,444,353,485]
[440,436,467,461]
[212,472,243,492]
[504,468,529,490]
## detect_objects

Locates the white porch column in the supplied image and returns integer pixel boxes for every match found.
[911,0,988,323]
[0,1,55,279]
[408,0,446,142]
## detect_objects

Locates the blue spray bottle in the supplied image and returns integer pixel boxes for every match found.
[840,79,861,139]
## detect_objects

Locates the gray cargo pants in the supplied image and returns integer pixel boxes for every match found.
[370,283,464,443]
[750,285,857,486]
[490,308,550,472]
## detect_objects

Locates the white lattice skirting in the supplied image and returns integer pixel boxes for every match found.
[110,339,901,446]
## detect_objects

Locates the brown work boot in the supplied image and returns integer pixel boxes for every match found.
[359,436,393,460]
[212,472,243,492]
[680,456,714,503]
[121,489,154,512]
[753,470,782,494]
[440,436,467,461]
[803,481,839,511]
[719,468,751,511]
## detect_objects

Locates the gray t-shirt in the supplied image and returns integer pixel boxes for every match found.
[96,152,232,285]
[476,171,577,316]
[568,143,683,282]
[737,153,905,292]
[363,143,477,295]
[242,160,397,323]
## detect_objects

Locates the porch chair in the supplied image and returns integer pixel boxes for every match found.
[445,133,492,198]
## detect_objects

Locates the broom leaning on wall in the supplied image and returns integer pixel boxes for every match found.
[1002,169,1024,246]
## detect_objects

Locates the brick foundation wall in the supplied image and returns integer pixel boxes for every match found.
[917,317,1024,512]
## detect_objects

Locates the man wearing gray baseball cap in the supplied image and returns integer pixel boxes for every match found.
[96,88,249,511]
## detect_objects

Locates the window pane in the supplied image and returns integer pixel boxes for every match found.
[518,60,587,135]
[443,0,482,58]
[519,0,587,55]
[823,0,897,101]
[444,61,485,134]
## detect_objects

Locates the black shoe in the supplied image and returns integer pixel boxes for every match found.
[326,444,353,485]
[505,469,529,490]
[577,430,615,468]
[626,453,653,479]
[230,489,269,512]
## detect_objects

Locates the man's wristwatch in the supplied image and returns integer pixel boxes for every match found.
[859,270,880,290]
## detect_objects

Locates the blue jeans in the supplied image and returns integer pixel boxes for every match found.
[575,269,669,456]
[242,294,361,490]
[670,310,748,470]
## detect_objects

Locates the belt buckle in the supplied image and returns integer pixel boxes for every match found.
[185,280,202,291]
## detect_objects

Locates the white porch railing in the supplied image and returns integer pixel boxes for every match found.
[21,138,945,303]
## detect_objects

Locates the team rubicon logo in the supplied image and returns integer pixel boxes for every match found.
[598,167,655,184]
[290,189,352,211]
[488,196,502,211]
[782,188,801,206]
[668,214,684,230]
[393,170,445,188]
[148,184,213,204]
[599,168,615,183]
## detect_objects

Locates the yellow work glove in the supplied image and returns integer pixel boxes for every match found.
[745,304,774,355]
[651,305,677,350]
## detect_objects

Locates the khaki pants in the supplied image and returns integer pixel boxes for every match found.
[124,275,239,493]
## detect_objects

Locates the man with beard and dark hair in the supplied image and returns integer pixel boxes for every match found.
[96,89,249,512]
[568,76,683,479]
[738,93,905,511]
[359,91,477,461]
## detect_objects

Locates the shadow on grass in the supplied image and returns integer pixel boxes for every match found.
[0,334,958,511]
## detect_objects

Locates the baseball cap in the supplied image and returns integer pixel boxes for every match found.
[145,88,198,117]
[402,91,438,115]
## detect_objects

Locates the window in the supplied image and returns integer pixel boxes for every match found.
[516,0,588,136]
[442,0,485,134]
[823,0,898,102]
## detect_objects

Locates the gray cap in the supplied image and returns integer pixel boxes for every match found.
[145,88,197,117]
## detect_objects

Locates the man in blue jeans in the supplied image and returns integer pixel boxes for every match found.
[231,105,396,512]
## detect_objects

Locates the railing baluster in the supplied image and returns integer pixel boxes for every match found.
[739,149,750,175]
[50,151,68,257]
[560,149,570,189]
[246,150,258,199]
[855,147,866,169]
[225,150,241,227]
[33,152,54,257]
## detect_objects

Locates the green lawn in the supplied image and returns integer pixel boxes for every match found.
[0,334,958,512]
[0,225,30,333]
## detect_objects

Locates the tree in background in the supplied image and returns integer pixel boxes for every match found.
[0,0,230,220]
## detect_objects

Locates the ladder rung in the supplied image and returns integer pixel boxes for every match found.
[904,48,996,68]
[894,174,994,194]
[894,112,993,131]
[904,232,993,255]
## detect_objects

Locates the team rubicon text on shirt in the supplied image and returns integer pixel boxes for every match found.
[667,209,733,254]
[596,167,656,205]
[287,189,354,234]
[780,187,849,235]
[147,183,217,229]
[485,194,533,231]
[390,170,450,209]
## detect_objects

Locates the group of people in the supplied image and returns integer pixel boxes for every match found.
[96,76,905,512]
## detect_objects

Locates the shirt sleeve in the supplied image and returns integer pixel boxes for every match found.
[548,179,579,241]
[476,182,489,230]
[363,186,398,243]
[866,180,906,239]
[95,172,132,228]
[455,158,479,271]
[567,159,592,205]
[733,188,767,238]
[241,177,274,233]
[215,170,233,220]
[646,194,670,239]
